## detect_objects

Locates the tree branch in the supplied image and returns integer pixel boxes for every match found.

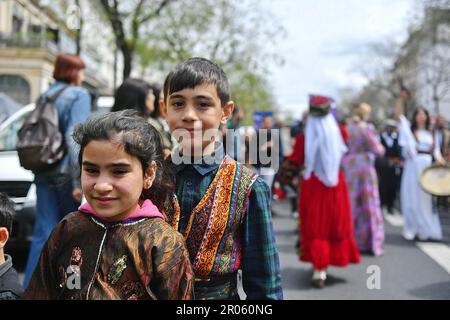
[99,0,126,48]
[138,0,174,24]
[130,0,145,48]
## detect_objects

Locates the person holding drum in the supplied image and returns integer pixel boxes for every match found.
[395,90,446,242]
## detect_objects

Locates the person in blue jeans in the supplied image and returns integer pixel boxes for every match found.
[23,54,91,288]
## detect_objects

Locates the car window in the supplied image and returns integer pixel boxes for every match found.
[0,111,30,151]
[92,96,114,116]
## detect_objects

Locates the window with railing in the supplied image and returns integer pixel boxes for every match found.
[0,75,31,105]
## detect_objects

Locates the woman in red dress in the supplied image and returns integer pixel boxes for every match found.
[288,95,360,288]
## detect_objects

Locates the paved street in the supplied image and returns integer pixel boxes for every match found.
[272,199,450,300]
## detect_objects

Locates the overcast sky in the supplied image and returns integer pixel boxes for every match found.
[268,0,416,119]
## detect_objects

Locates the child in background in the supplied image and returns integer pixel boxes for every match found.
[0,192,24,300]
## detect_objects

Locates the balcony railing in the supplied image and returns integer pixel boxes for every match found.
[0,32,59,54]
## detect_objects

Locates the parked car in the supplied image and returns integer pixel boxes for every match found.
[93,95,114,115]
[0,104,36,252]
[0,93,22,125]
[0,95,114,254]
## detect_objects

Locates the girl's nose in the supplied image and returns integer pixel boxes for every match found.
[94,181,113,193]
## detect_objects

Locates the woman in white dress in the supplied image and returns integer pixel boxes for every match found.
[395,91,445,241]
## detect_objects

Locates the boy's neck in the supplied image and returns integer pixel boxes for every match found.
[179,141,220,160]
[0,249,5,265]
[201,141,218,157]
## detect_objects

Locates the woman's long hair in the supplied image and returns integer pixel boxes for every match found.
[111,78,152,118]
[411,107,430,132]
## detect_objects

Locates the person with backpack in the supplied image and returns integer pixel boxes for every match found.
[22,53,91,288]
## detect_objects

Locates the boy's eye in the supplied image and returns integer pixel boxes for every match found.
[198,102,211,108]
[171,101,184,108]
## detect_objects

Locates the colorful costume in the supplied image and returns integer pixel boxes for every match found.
[169,147,283,300]
[342,121,385,256]
[23,200,194,300]
[288,98,360,271]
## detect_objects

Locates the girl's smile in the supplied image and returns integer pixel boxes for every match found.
[93,197,119,206]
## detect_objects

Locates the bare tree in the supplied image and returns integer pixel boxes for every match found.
[136,0,285,116]
[342,1,450,121]
[417,4,450,114]
[95,0,174,80]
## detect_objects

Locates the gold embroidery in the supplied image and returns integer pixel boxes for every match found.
[58,266,67,288]
[196,162,236,274]
[107,255,128,285]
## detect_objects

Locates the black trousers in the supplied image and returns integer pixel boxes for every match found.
[377,163,402,212]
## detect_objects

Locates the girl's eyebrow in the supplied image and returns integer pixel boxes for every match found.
[82,161,98,167]
[82,161,131,168]
[108,163,132,168]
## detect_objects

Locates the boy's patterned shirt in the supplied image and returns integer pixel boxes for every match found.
[172,146,283,300]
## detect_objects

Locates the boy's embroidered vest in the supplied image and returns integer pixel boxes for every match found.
[168,156,257,277]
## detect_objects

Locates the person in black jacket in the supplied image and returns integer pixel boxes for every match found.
[0,192,23,300]
[376,119,403,215]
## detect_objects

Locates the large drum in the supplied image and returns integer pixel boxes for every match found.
[419,164,450,196]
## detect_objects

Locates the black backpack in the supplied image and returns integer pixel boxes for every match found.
[16,86,68,172]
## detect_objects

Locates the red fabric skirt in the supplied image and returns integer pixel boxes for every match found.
[299,171,360,270]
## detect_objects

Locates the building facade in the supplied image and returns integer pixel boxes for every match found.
[0,0,116,106]
[394,6,450,119]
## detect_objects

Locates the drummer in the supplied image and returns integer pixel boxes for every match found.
[433,115,450,212]
[395,90,445,242]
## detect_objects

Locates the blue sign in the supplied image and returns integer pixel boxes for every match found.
[253,111,273,130]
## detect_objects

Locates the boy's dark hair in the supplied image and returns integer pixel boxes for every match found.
[163,57,230,107]
[149,83,162,118]
[0,192,14,234]
[73,110,175,215]
[111,78,152,118]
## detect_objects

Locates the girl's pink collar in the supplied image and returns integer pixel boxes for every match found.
[78,199,164,222]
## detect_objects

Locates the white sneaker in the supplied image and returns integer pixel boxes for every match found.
[403,231,415,241]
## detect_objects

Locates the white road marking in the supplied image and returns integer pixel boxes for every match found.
[416,242,450,275]
[384,211,450,275]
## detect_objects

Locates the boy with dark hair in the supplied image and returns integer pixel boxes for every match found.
[163,57,283,300]
[0,192,24,299]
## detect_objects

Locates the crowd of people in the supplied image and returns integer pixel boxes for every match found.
[273,93,449,288]
[0,52,449,299]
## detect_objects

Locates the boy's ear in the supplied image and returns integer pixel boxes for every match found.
[160,99,168,118]
[143,161,157,190]
[221,101,234,124]
[0,227,9,249]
